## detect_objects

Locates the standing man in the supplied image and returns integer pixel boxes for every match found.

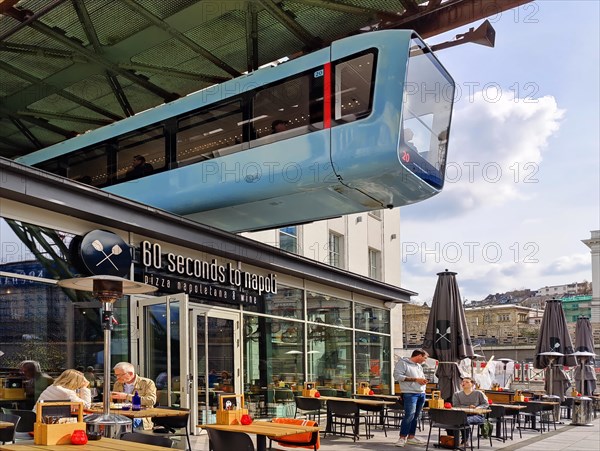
[112,362,157,429]
[393,349,429,447]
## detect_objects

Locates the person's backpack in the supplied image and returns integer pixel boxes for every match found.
[480,419,494,439]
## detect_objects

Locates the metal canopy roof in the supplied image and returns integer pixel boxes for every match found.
[0,0,531,159]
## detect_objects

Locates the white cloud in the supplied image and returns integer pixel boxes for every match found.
[398,91,592,302]
[406,91,564,221]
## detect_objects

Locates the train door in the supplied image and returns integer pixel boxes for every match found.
[190,308,241,430]
[137,293,190,410]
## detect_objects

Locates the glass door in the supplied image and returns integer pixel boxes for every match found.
[137,293,189,409]
[190,308,240,429]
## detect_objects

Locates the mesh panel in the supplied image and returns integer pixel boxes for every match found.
[0,0,448,156]
[0,72,31,97]
[29,93,82,115]
[136,0,201,19]
[63,74,116,103]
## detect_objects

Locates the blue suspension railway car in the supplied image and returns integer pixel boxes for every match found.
[17,30,455,233]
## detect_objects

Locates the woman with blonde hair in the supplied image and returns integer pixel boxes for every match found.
[35,369,91,408]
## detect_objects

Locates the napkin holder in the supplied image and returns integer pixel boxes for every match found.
[34,401,85,445]
[513,390,524,402]
[302,382,318,397]
[358,381,371,395]
[0,378,26,400]
[428,390,445,409]
[216,394,248,425]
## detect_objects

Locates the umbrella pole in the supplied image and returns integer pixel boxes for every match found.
[579,358,585,396]
[547,358,554,397]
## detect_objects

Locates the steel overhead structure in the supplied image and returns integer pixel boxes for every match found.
[0,0,533,158]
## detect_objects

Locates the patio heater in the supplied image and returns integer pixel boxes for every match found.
[58,275,156,437]
[537,349,564,423]
[569,351,596,426]
[497,358,513,388]
[569,351,597,396]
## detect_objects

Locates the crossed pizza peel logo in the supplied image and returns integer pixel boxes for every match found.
[91,239,123,270]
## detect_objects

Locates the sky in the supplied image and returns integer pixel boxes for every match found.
[400,1,600,303]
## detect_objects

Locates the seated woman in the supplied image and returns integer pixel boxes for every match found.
[35,369,92,409]
[450,376,489,446]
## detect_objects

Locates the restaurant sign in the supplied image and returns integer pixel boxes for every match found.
[139,241,277,303]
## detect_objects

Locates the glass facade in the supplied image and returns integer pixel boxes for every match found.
[1,216,393,417]
[243,285,392,417]
[0,218,132,407]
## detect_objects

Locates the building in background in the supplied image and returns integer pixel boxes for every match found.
[583,230,600,322]
[243,209,406,353]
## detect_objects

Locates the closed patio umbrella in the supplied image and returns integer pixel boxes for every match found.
[534,299,576,400]
[573,316,597,396]
[422,270,474,401]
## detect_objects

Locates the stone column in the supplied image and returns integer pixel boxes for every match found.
[582,230,600,322]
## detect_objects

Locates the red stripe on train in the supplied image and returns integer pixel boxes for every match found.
[324,62,331,129]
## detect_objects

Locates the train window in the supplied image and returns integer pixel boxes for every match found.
[177,101,243,166]
[333,52,375,123]
[116,126,165,180]
[36,145,107,186]
[400,37,454,190]
[67,145,108,186]
[36,158,67,178]
[251,69,321,147]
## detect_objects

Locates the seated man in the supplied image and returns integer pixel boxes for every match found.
[112,362,157,429]
[271,119,288,134]
[450,377,489,446]
[126,155,153,180]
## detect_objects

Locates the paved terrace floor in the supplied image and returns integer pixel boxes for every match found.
[187,415,600,450]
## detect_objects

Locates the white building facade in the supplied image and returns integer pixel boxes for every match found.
[243,209,407,351]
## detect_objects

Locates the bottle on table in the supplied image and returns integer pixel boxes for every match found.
[132,391,141,411]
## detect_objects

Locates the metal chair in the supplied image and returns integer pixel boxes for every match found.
[0,414,20,445]
[120,432,173,447]
[361,403,387,437]
[489,405,519,442]
[517,402,549,433]
[206,428,255,451]
[151,406,192,451]
[383,399,404,428]
[470,416,491,448]
[325,400,362,441]
[272,389,296,417]
[426,409,473,451]
[295,396,322,423]
[560,397,573,419]
[1,408,35,439]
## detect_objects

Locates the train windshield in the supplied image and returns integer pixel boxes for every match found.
[399,37,455,190]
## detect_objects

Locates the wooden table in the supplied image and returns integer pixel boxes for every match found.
[427,407,491,415]
[352,393,400,401]
[316,395,395,407]
[86,406,187,419]
[0,437,169,450]
[200,420,320,451]
[0,421,13,429]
